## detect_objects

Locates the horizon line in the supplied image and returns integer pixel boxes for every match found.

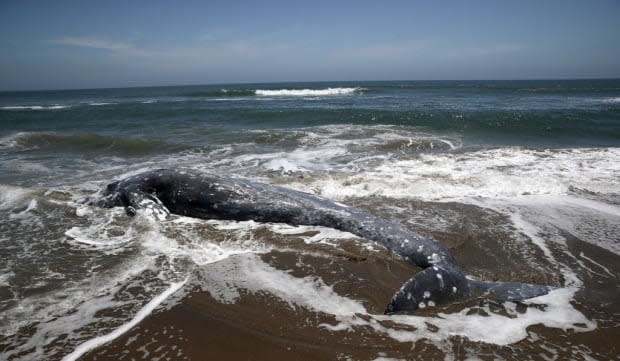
[2,76,620,93]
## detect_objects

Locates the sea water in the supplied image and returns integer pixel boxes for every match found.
[0,80,619,360]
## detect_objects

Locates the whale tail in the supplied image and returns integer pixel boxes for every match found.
[467,279,554,302]
[385,266,553,314]
[385,265,470,314]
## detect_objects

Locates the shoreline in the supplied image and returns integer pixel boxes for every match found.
[73,200,620,360]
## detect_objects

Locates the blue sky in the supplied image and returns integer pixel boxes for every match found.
[1,0,619,90]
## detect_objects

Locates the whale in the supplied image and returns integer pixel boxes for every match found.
[91,168,553,314]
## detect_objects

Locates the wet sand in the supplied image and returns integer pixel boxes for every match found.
[79,201,620,360]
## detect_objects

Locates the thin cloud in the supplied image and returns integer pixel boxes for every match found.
[54,37,133,51]
[52,36,160,57]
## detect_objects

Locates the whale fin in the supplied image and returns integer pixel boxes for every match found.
[467,279,554,302]
[385,265,470,314]
[385,268,554,314]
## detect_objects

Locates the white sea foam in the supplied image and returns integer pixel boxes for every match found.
[88,102,116,106]
[264,146,349,172]
[286,147,620,201]
[143,219,264,266]
[62,279,186,361]
[0,132,25,148]
[201,254,366,315]
[461,194,620,260]
[0,251,158,357]
[0,209,191,359]
[0,184,34,209]
[1,104,70,110]
[65,223,133,250]
[212,97,246,101]
[3,176,602,358]
[369,287,594,346]
[199,253,593,347]
[212,124,462,174]
[227,143,349,173]
[255,87,363,96]
[153,216,595,348]
[579,252,615,278]
[270,223,360,246]
[0,271,14,286]
[8,199,38,220]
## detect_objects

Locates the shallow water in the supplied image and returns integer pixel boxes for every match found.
[0,80,619,360]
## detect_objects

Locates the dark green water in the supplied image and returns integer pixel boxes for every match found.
[2,80,619,148]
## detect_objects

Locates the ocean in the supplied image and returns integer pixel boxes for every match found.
[0,80,619,360]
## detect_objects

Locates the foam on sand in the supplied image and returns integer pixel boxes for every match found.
[371,287,595,346]
[61,279,187,361]
[199,254,594,347]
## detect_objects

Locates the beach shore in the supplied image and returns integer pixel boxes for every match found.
[77,200,620,361]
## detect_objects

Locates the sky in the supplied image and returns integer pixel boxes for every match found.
[1,0,619,91]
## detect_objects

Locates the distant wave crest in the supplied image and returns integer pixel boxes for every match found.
[1,105,70,111]
[183,89,256,97]
[255,87,363,96]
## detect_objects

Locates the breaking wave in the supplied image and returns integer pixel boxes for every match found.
[1,132,183,156]
[1,105,70,111]
[255,87,364,96]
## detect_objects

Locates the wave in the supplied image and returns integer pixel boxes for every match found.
[182,89,256,97]
[1,104,70,110]
[182,88,363,98]
[4,132,183,156]
[255,87,363,96]
[87,102,116,106]
[286,147,620,201]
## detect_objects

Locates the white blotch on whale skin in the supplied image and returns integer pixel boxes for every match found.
[436,273,444,288]
[423,291,431,299]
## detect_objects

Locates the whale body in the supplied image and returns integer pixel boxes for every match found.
[92,168,552,314]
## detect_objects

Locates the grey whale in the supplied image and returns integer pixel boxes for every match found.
[92,168,553,314]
